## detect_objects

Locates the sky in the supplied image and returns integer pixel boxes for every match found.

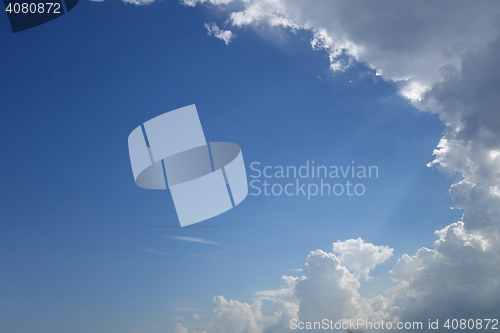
[1,1,500,333]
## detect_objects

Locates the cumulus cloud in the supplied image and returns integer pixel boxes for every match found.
[204,23,235,45]
[426,36,500,188]
[204,242,392,332]
[389,222,500,324]
[79,0,500,330]
[212,296,263,333]
[174,323,189,333]
[295,250,369,323]
[387,34,500,324]
[332,238,393,280]
[252,276,299,333]
[173,1,500,332]
[82,0,500,330]
[203,224,499,331]
[185,0,500,101]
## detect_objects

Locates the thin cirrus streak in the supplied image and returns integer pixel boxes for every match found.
[143,248,170,256]
[167,236,222,246]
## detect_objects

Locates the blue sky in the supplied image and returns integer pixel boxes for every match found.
[2,1,497,333]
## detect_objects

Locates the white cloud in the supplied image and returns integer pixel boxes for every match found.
[389,223,500,324]
[295,250,368,323]
[104,1,500,331]
[208,243,393,332]
[254,275,299,303]
[174,323,189,333]
[203,226,500,330]
[212,296,263,333]
[386,35,500,323]
[177,4,500,330]
[168,236,222,245]
[332,238,393,280]
[204,23,235,45]
[186,0,500,101]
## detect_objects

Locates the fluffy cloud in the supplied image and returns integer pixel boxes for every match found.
[199,240,393,333]
[203,224,499,331]
[79,0,500,331]
[295,250,369,323]
[388,224,500,325]
[333,238,393,280]
[388,34,500,325]
[426,36,500,190]
[183,0,500,101]
[156,1,500,331]
[212,296,263,333]
[174,323,189,333]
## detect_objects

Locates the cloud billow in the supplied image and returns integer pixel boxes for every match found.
[165,0,500,331]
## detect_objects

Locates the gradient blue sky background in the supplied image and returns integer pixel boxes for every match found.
[0,1,471,332]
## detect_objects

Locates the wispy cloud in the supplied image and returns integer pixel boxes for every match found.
[143,248,170,256]
[175,307,199,312]
[204,22,235,45]
[167,236,221,245]
[174,300,200,313]
[121,0,154,5]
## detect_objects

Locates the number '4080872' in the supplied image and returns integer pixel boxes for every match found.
[5,2,60,14]
[443,318,498,330]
